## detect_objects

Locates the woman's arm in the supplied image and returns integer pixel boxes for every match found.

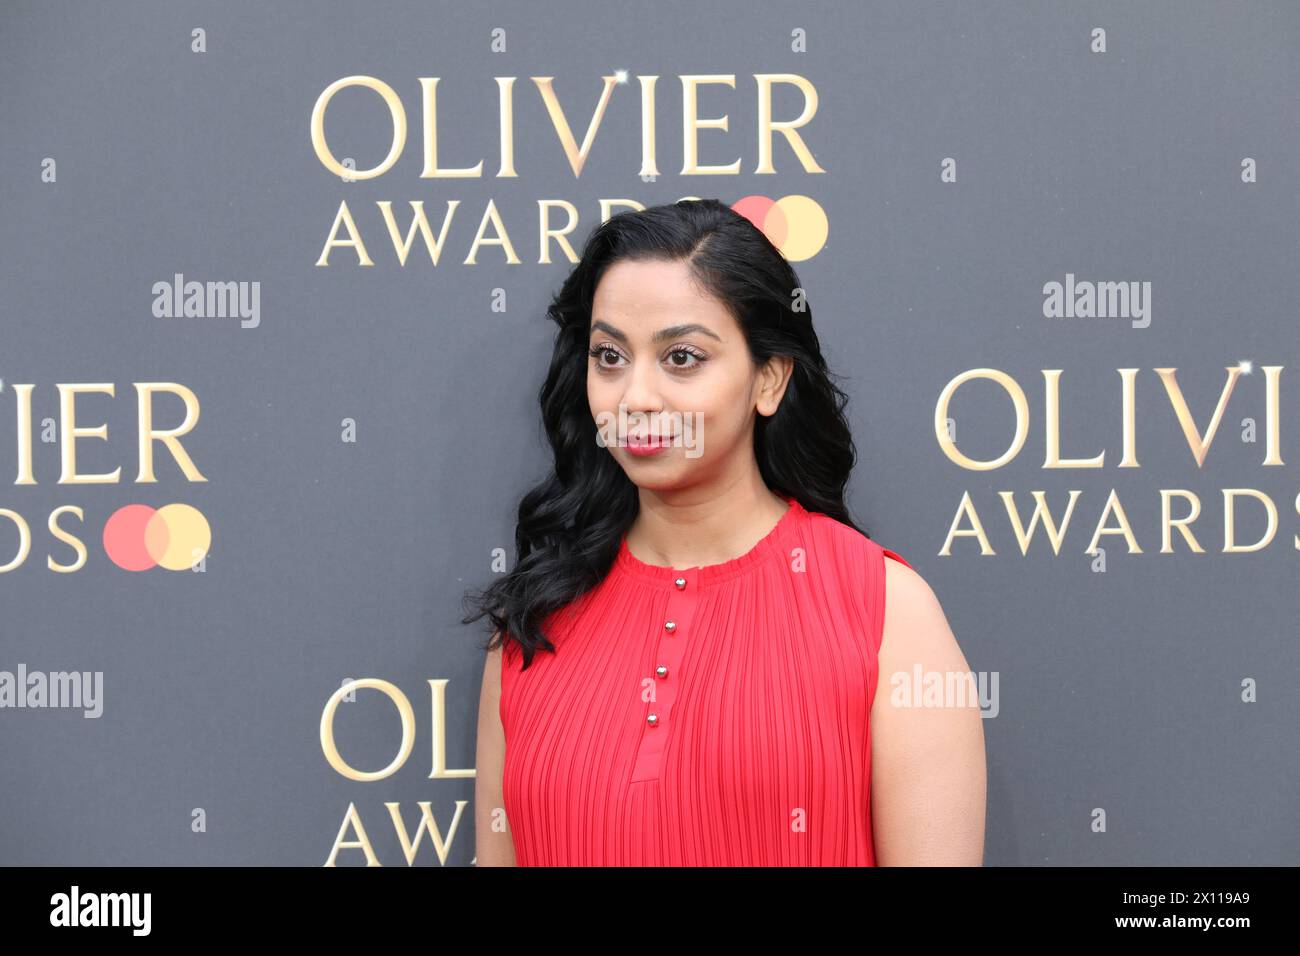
[870,557,987,865]
[474,639,517,866]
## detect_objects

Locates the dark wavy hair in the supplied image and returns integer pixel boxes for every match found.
[461,198,867,669]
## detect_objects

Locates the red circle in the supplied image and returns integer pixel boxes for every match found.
[731,195,775,230]
[103,504,158,571]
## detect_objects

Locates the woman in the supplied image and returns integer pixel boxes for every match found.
[465,199,985,866]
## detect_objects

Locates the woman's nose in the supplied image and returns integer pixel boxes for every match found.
[619,358,664,415]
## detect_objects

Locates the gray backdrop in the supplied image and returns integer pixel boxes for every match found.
[1,0,1296,865]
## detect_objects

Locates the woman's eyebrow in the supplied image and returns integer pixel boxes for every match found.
[590,319,723,344]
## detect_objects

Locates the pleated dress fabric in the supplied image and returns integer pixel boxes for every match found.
[498,494,912,866]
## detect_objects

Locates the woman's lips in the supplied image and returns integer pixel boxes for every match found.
[623,434,677,456]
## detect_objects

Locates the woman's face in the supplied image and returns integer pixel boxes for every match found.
[587,257,791,493]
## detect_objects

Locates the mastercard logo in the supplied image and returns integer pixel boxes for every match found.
[731,195,829,261]
[102,503,211,571]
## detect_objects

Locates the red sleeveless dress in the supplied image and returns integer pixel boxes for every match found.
[498,495,912,866]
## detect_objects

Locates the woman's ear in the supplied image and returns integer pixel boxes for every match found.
[756,355,794,417]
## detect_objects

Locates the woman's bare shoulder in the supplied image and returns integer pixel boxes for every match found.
[879,551,962,663]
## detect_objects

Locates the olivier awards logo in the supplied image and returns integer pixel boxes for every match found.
[0,380,210,573]
[934,362,1293,560]
[308,71,831,266]
[319,678,472,866]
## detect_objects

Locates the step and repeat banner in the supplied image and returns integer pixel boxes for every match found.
[1,1,1296,866]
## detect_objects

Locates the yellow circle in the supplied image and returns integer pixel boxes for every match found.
[772,195,829,261]
[153,503,211,571]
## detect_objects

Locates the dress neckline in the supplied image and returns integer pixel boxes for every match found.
[615,494,804,588]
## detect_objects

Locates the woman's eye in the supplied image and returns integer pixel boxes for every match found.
[667,348,702,370]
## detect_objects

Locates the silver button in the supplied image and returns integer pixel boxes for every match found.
[664,620,676,632]
[656,665,668,678]
[674,577,686,589]
[647,713,659,726]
